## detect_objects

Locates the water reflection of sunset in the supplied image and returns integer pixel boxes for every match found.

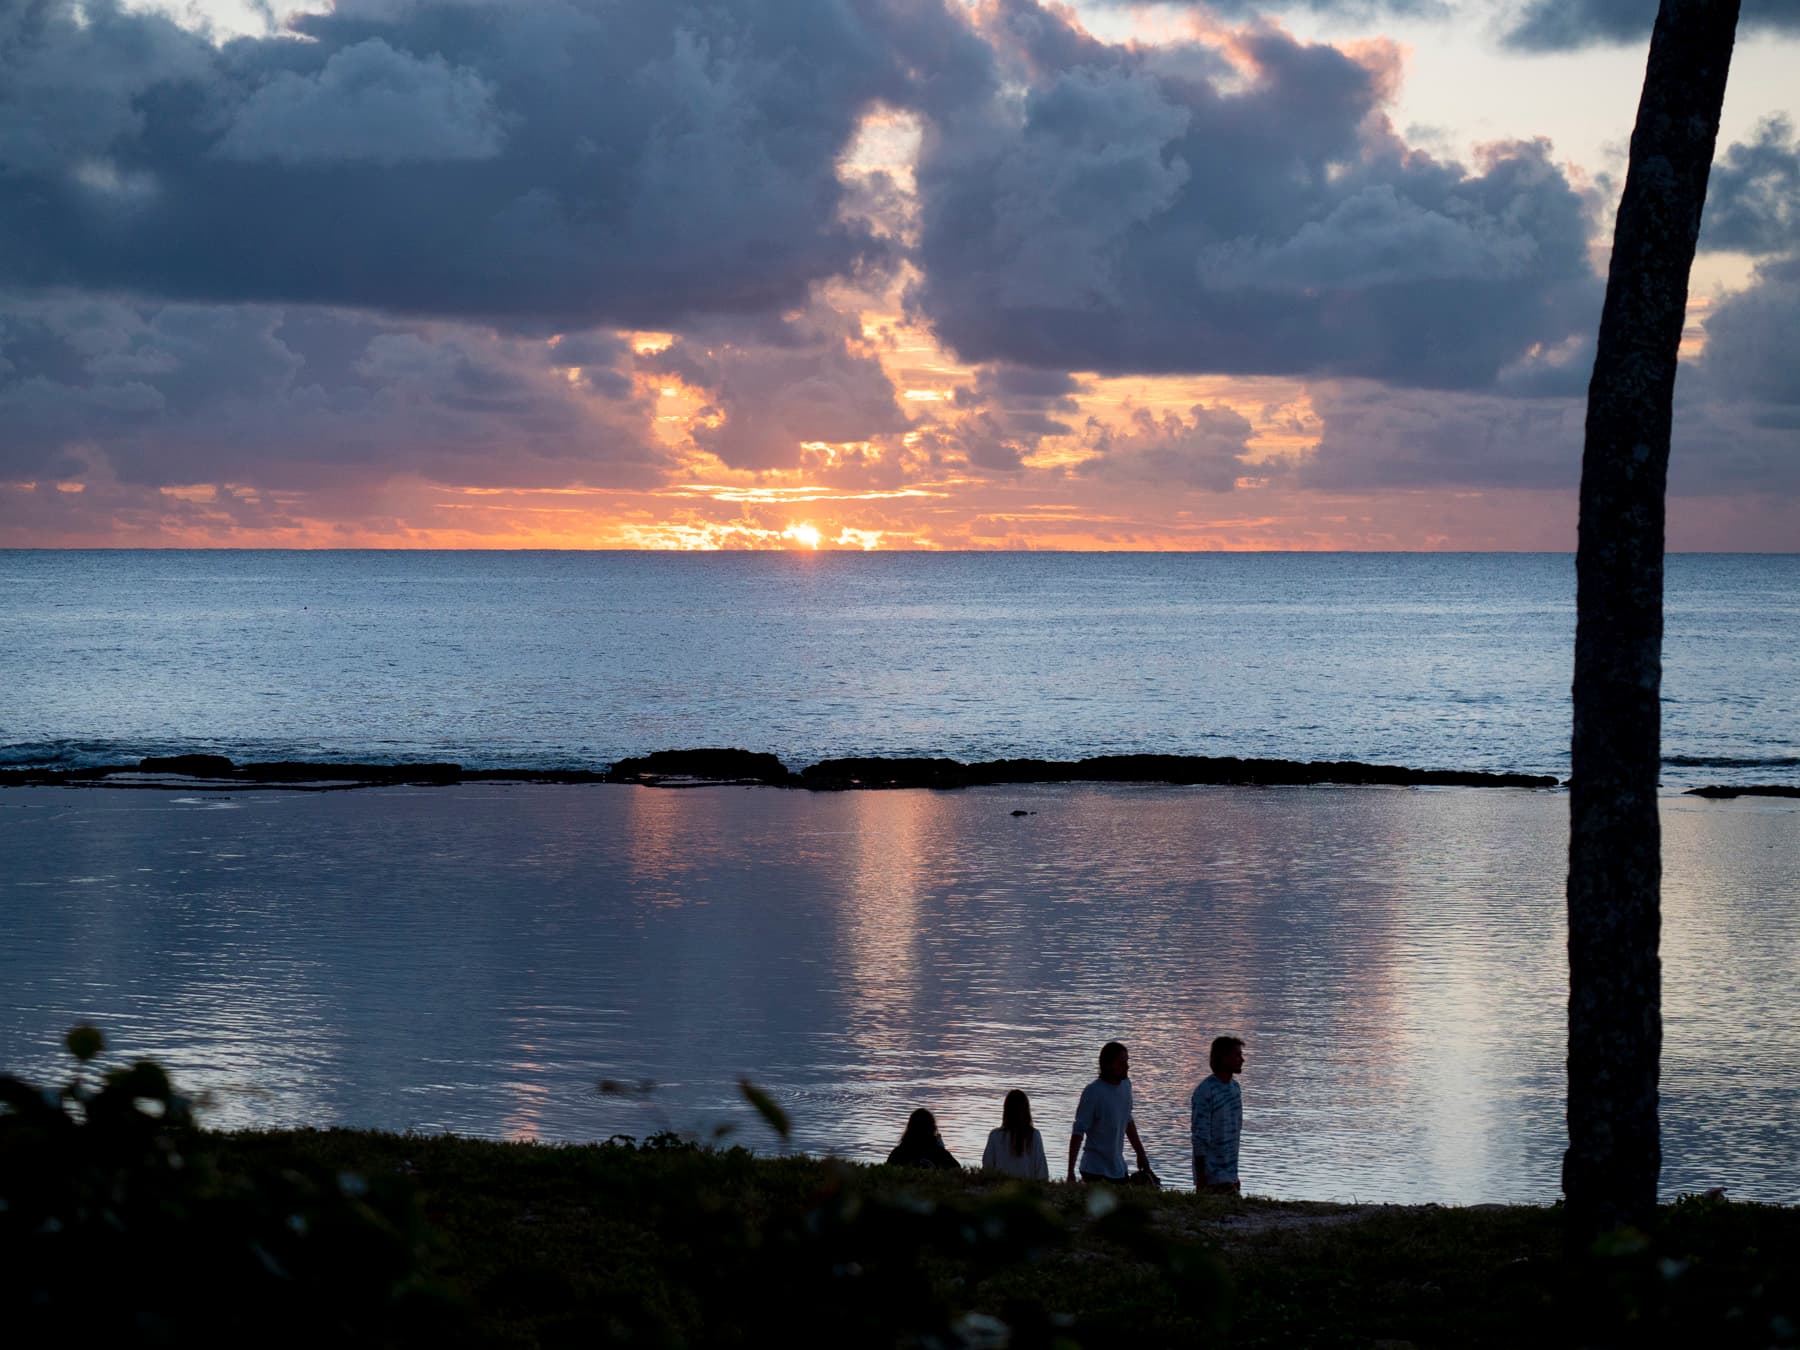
[623,783,704,907]
[4,785,1795,1201]
[502,1039,552,1143]
[841,789,936,1082]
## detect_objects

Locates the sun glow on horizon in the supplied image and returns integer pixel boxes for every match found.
[785,522,824,549]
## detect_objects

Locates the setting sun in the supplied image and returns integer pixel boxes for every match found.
[786,522,823,549]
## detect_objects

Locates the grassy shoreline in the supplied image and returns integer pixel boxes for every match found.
[205,1129,1794,1347]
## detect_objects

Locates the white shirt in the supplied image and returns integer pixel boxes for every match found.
[1072,1077,1135,1179]
[981,1127,1050,1180]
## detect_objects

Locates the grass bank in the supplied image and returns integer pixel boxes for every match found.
[209,1130,1795,1348]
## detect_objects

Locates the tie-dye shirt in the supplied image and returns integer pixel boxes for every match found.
[1190,1075,1242,1185]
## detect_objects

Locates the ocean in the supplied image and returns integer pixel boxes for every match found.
[2,551,1796,1203]
[2,550,1797,785]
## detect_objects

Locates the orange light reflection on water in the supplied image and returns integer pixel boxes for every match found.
[10,785,1795,1201]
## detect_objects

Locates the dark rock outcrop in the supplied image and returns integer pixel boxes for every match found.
[0,765,134,786]
[799,754,1556,791]
[139,754,236,777]
[235,761,463,785]
[606,748,793,786]
[0,749,1559,792]
[1684,784,1800,799]
[6,758,466,788]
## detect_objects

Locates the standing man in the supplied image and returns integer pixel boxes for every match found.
[1191,1036,1245,1193]
[1068,1041,1153,1183]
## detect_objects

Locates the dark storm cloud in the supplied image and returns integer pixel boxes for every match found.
[908,0,1602,389]
[1297,382,1583,491]
[1699,255,1800,409]
[961,364,1085,406]
[1502,0,1800,51]
[0,294,667,488]
[1702,117,1800,258]
[1075,403,1254,492]
[0,0,992,328]
[1667,340,1800,496]
[212,37,508,165]
[944,363,1089,471]
[950,364,1083,432]
[1295,263,1800,496]
[1082,0,1449,16]
[638,307,911,472]
[1290,132,1800,499]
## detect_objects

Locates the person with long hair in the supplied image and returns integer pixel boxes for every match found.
[980,1089,1049,1180]
[886,1107,961,1170]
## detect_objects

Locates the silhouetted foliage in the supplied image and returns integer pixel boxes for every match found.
[0,1028,447,1347]
[579,1072,1225,1345]
[322,1128,1228,1349]
[208,1128,1800,1348]
[737,1078,792,1143]
[9,1033,1792,1346]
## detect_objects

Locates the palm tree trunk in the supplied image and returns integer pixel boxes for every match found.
[1566,0,1739,1234]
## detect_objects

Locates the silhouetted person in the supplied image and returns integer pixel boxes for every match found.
[981,1089,1049,1181]
[887,1107,960,1170]
[1068,1041,1152,1183]
[1191,1036,1245,1193]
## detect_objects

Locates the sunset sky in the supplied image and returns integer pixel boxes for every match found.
[2,0,1796,550]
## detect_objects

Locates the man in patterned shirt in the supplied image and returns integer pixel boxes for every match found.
[1190,1036,1245,1193]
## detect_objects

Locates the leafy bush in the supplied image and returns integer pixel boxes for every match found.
[0,1027,447,1346]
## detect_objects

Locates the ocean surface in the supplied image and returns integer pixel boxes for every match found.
[2,551,1797,1204]
[1,783,1796,1204]
[2,550,1797,786]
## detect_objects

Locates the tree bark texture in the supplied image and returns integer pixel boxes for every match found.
[1567,0,1739,1233]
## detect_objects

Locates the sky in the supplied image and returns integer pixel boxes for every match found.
[1,0,1796,550]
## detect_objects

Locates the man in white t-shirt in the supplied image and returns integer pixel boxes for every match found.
[1067,1041,1152,1183]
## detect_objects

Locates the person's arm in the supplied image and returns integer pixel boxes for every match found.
[1069,1086,1094,1181]
[1217,1088,1242,1191]
[1125,1118,1150,1173]
[981,1134,998,1172]
[1032,1132,1049,1182]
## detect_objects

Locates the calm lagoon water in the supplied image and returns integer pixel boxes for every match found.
[2,781,1795,1205]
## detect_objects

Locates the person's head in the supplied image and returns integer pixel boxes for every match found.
[1098,1041,1129,1083]
[1210,1036,1246,1079]
[900,1107,938,1148]
[1001,1089,1033,1156]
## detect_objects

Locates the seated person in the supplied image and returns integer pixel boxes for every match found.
[887,1107,961,1169]
[981,1089,1050,1181]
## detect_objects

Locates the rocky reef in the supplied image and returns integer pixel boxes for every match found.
[1683,783,1800,799]
[796,754,1557,791]
[1,749,1558,792]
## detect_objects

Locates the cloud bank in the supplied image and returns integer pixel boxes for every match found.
[0,0,1795,547]
[0,0,990,327]
[1503,0,1800,52]
[909,3,1601,388]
